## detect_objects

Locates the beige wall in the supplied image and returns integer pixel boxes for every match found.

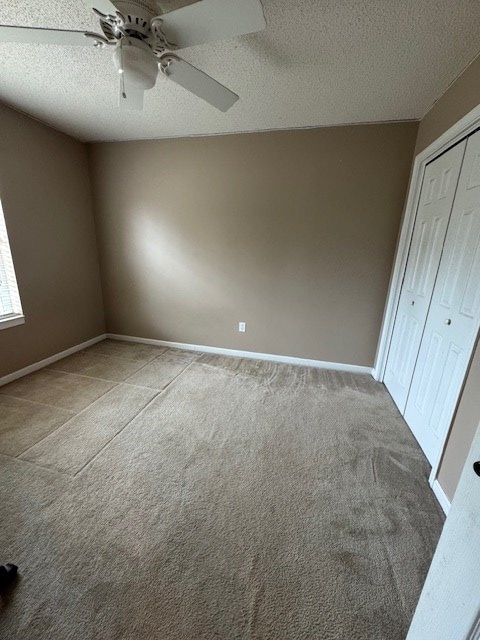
[414,55,480,502]
[0,103,105,378]
[0,55,476,500]
[415,55,480,155]
[88,123,417,366]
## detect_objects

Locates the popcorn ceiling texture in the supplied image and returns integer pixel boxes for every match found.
[0,0,479,141]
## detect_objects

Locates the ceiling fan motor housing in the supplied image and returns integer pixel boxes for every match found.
[99,1,159,41]
[113,38,158,89]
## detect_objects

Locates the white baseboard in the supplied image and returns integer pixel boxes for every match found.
[431,479,451,515]
[107,333,373,375]
[0,334,107,387]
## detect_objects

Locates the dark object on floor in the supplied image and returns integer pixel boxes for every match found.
[0,564,17,590]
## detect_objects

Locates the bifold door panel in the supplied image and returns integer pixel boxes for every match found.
[384,141,467,413]
[404,130,480,464]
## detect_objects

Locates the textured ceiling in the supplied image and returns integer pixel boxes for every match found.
[1,0,480,141]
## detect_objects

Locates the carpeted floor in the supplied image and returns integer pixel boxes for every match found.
[0,339,444,639]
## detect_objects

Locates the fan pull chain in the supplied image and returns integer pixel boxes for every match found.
[120,39,126,99]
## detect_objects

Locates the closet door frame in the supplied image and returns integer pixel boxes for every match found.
[374,103,480,488]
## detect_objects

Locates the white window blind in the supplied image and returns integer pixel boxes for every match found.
[0,201,22,319]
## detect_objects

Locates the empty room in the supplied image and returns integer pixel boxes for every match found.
[0,1,479,638]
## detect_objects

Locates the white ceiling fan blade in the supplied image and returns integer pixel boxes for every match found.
[0,25,97,46]
[119,81,144,111]
[156,1,202,12]
[161,55,239,112]
[160,0,266,49]
[83,0,118,16]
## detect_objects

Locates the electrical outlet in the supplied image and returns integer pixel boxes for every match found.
[238,322,246,333]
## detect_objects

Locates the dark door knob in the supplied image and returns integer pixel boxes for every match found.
[474,461,480,477]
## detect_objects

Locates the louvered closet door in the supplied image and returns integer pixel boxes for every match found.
[404,129,480,465]
[384,140,466,412]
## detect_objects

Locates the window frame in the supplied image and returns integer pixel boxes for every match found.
[0,200,24,331]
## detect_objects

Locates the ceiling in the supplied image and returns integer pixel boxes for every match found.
[1,0,480,142]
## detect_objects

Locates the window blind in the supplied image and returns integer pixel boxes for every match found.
[0,203,22,319]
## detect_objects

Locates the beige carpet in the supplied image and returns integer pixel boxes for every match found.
[0,340,444,639]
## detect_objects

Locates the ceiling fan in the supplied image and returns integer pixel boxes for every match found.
[0,0,266,111]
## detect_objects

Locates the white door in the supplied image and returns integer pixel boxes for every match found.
[404,130,480,465]
[384,141,466,412]
[407,421,480,640]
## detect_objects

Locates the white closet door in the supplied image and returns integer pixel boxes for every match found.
[404,129,480,465]
[384,141,466,412]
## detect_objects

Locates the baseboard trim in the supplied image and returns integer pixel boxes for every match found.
[432,479,451,515]
[107,333,373,375]
[0,334,107,387]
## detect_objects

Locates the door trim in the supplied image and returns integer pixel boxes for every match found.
[431,479,451,515]
[374,102,480,486]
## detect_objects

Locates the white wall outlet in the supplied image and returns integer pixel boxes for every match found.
[238,322,246,333]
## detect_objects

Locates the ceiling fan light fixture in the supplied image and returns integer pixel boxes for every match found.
[0,0,267,112]
[113,37,158,89]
